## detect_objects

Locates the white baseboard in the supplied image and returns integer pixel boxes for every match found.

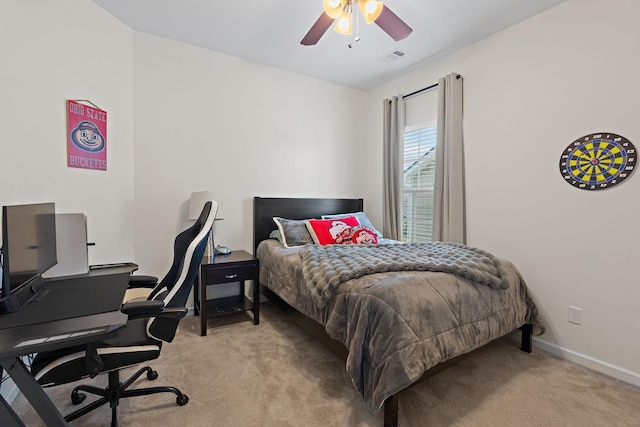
[532,337,640,388]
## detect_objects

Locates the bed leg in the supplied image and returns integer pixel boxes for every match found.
[521,323,532,353]
[383,394,398,427]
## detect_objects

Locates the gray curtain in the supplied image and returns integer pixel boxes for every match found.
[382,96,405,240]
[432,73,465,244]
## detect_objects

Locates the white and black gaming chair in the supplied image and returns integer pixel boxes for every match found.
[30,201,217,426]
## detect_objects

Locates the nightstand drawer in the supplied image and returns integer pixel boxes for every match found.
[204,263,258,284]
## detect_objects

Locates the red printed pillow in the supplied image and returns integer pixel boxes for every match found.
[336,226,379,245]
[306,216,360,245]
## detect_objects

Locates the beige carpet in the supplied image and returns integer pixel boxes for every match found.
[11,302,640,427]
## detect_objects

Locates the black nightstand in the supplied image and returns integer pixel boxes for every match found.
[194,250,259,336]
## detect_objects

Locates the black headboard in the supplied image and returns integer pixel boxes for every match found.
[253,197,364,254]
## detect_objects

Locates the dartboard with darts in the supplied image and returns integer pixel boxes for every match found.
[559,132,636,190]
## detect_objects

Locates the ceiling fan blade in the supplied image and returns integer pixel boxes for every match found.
[374,5,413,41]
[301,12,335,45]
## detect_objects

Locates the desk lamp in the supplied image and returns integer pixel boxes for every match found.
[189,191,216,262]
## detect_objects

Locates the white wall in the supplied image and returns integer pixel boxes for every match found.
[366,0,640,384]
[0,0,135,265]
[131,33,368,275]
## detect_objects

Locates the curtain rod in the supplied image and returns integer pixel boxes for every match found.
[403,82,438,99]
[402,74,462,99]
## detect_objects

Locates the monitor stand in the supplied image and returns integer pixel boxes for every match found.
[0,275,45,314]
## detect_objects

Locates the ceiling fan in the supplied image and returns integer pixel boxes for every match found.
[301,0,412,46]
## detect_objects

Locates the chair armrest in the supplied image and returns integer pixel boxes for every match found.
[121,301,187,321]
[128,274,159,288]
[121,300,165,318]
[156,307,188,320]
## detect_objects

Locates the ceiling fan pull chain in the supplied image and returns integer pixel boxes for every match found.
[355,4,361,42]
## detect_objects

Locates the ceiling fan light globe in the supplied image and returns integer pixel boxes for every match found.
[324,0,346,19]
[334,12,353,34]
[358,0,383,24]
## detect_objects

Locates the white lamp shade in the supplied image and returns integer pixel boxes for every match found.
[189,191,215,220]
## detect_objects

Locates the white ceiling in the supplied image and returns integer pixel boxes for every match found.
[91,0,565,91]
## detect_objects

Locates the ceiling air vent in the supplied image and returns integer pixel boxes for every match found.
[381,49,406,63]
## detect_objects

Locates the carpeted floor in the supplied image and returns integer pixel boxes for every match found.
[11,302,640,426]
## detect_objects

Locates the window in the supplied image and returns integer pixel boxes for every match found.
[403,123,436,243]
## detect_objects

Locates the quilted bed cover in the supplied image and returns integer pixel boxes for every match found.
[257,239,544,412]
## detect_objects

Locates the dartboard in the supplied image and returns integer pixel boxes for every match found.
[559,132,636,190]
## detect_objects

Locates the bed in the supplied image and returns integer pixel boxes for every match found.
[253,197,544,427]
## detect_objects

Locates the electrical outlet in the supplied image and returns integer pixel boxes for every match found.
[568,306,583,325]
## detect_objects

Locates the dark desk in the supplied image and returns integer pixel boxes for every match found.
[0,265,136,426]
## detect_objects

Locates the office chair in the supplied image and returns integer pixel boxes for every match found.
[30,200,217,427]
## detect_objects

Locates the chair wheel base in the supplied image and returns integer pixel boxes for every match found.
[71,391,86,405]
[177,394,189,406]
[147,369,158,380]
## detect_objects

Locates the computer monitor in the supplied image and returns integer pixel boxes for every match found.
[0,202,57,313]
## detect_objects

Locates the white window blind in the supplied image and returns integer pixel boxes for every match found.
[403,123,436,243]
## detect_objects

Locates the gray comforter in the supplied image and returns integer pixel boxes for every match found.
[257,239,544,412]
[300,242,511,308]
